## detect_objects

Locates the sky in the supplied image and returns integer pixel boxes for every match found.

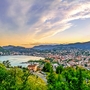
[0,0,90,47]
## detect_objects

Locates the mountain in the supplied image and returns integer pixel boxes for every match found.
[2,45,29,53]
[2,45,36,53]
[66,41,90,50]
[33,41,90,50]
[1,41,90,52]
[32,45,60,50]
[0,47,5,52]
[0,46,10,55]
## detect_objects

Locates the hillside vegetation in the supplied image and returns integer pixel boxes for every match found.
[0,63,47,90]
[43,62,90,90]
[0,62,90,90]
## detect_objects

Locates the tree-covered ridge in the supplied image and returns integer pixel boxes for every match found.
[0,47,5,52]
[0,63,47,90]
[0,47,10,55]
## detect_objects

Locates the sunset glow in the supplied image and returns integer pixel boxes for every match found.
[0,0,90,47]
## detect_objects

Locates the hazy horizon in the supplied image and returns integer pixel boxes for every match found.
[0,0,90,47]
[1,40,90,48]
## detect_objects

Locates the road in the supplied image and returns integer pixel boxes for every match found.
[33,72,47,84]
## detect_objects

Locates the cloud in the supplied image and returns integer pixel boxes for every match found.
[32,0,90,39]
[0,0,90,44]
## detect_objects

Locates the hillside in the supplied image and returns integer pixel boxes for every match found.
[33,41,90,50]
[0,63,47,90]
[0,47,10,55]
[1,41,90,52]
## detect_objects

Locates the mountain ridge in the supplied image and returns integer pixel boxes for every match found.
[1,41,90,51]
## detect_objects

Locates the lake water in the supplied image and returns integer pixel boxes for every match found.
[0,55,44,67]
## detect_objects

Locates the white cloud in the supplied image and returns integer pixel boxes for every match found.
[1,0,90,44]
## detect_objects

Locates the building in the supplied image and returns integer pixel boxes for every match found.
[28,64,37,72]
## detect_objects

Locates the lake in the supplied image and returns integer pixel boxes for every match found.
[0,55,44,67]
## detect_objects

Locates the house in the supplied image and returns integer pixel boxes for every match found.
[52,63,59,71]
[28,64,37,72]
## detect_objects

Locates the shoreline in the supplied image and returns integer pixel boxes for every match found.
[0,55,45,58]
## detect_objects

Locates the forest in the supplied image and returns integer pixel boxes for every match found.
[0,63,47,90]
[0,62,90,90]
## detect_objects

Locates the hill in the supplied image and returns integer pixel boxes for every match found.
[0,47,10,55]
[1,41,90,52]
[33,41,90,50]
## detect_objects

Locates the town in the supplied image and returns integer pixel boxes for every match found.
[0,45,90,70]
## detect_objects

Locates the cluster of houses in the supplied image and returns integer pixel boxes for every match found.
[27,54,90,72]
[27,64,38,72]
[50,55,90,70]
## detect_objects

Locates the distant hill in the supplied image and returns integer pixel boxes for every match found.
[0,46,10,54]
[32,45,60,50]
[2,45,34,53]
[66,41,90,50]
[3,45,25,50]
[0,47,5,52]
[2,45,29,53]
[1,41,90,52]
[32,41,90,50]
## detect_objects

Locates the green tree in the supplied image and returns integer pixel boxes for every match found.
[0,62,47,90]
[56,65,63,74]
[47,71,56,90]
[42,62,53,72]
[0,63,8,83]
[3,60,11,68]
[0,63,8,90]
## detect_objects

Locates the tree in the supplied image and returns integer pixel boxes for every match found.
[76,68,84,90]
[0,63,8,90]
[0,63,8,83]
[47,71,56,90]
[45,58,53,62]
[0,62,47,90]
[3,60,11,68]
[42,62,53,72]
[56,65,63,74]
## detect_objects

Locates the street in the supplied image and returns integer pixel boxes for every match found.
[33,72,47,84]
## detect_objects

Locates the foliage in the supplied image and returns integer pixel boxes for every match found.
[1,61,90,90]
[3,60,11,68]
[42,62,53,72]
[56,65,63,74]
[45,58,54,62]
[47,66,90,90]
[0,63,47,90]
[0,63,8,83]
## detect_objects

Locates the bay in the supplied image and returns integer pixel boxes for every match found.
[0,55,44,67]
